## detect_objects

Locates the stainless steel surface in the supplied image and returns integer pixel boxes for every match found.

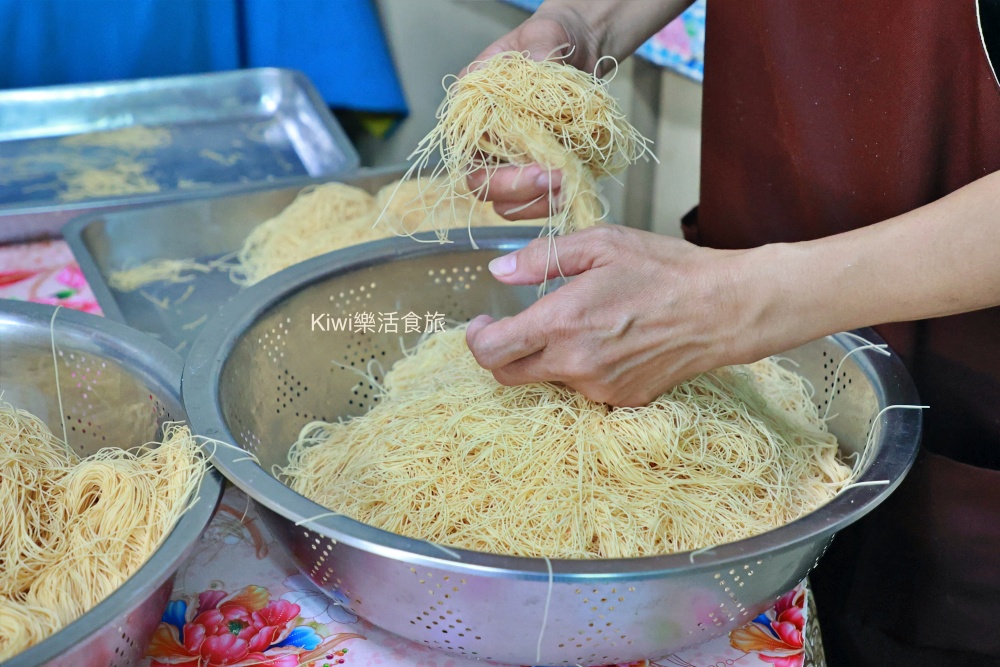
[182,230,923,667]
[62,166,408,355]
[0,69,359,243]
[0,300,224,667]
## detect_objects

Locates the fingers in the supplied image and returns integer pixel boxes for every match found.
[466,165,562,220]
[469,319,645,406]
[461,37,516,77]
[464,314,494,345]
[460,20,561,78]
[494,197,556,221]
[466,314,551,387]
[487,226,616,285]
[467,164,557,201]
[466,310,547,370]
[465,17,572,72]
[459,45,502,78]
[490,349,549,387]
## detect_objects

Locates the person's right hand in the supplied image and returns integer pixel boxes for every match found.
[461,1,687,218]
[463,8,603,221]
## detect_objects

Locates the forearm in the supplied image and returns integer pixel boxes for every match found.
[745,171,1000,355]
[535,0,692,67]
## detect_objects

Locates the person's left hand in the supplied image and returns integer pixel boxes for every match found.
[465,225,775,406]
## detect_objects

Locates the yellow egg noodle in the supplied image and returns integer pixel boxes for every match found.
[0,126,173,202]
[393,50,655,240]
[231,179,531,286]
[57,160,162,202]
[107,257,220,292]
[59,126,173,151]
[0,404,207,659]
[229,182,380,286]
[281,327,854,559]
[108,177,531,292]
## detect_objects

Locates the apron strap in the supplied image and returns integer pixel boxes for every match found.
[978,0,1000,88]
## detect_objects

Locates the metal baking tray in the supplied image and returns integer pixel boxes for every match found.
[0,68,359,244]
[63,167,407,356]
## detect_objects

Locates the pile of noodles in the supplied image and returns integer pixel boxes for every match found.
[0,404,207,659]
[281,327,854,559]
[230,179,531,286]
[110,177,533,292]
[397,50,655,239]
[0,127,172,203]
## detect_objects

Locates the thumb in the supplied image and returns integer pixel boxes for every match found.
[487,228,607,285]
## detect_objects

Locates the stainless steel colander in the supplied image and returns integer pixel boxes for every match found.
[182,228,921,666]
[0,300,224,667]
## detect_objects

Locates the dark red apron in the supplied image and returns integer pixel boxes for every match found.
[691,3,1000,664]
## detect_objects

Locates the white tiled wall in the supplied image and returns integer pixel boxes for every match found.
[366,0,702,239]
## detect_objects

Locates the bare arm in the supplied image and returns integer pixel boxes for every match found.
[744,171,1000,358]
[466,171,1000,406]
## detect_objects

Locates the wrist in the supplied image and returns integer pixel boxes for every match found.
[724,242,845,363]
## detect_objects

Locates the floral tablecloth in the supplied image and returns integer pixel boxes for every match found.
[1,239,824,667]
[0,239,101,314]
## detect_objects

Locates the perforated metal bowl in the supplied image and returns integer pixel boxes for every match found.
[0,300,223,667]
[183,229,921,666]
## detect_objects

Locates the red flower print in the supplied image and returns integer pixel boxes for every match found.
[729,586,807,667]
[149,586,302,667]
[0,270,39,287]
[150,585,365,667]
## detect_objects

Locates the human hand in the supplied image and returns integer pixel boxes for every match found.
[465,225,782,407]
[460,1,686,221]
[461,7,603,220]
[464,8,601,77]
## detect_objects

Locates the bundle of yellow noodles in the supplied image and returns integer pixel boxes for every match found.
[230,182,379,286]
[230,179,530,286]
[109,174,538,292]
[0,403,207,659]
[281,327,853,559]
[397,51,655,238]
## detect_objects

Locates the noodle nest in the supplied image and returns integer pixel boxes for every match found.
[397,50,655,239]
[281,327,853,559]
[0,404,206,659]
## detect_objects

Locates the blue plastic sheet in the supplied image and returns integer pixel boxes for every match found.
[0,0,407,114]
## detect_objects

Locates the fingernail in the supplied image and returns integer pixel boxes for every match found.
[489,253,516,276]
[466,314,494,337]
[533,168,551,189]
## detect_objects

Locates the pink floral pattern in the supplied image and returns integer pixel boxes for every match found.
[652,20,693,60]
[148,586,363,667]
[730,587,807,667]
[56,264,88,290]
[0,240,102,314]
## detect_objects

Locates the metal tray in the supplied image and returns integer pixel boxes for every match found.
[0,68,359,243]
[63,167,407,356]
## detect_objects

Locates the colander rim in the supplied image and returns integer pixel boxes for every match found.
[1,300,224,666]
[182,228,922,581]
